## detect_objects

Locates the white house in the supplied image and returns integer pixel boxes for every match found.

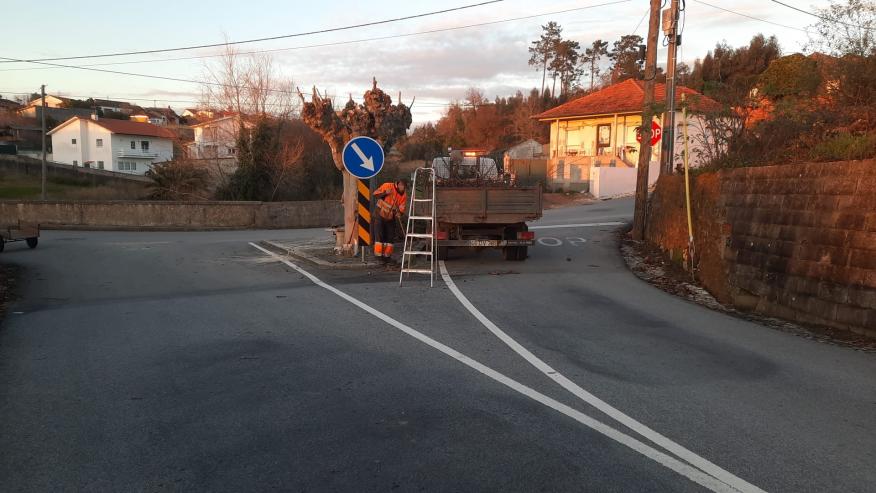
[48,116,174,175]
[533,79,724,193]
[186,115,244,161]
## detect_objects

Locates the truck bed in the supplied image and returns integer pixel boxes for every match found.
[435,186,543,224]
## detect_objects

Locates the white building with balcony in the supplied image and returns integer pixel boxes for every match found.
[186,115,252,162]
[48,116,174,175]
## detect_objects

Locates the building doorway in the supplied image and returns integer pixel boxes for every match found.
[596,124,611,155]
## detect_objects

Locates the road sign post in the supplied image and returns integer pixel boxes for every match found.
[343,136,385,256]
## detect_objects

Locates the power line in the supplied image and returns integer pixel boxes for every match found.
[0,0,632,116]
[0,1,503,64]
[769,0,874,31]
[692,0,809,33]
[632,6,650,35]
[0,89,458,109]
[0,0,632,73]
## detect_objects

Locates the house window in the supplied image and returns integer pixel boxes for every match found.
[130,141,136,149]
[96,138,103,147]
[97,161,104,169]
[72,138,77,145]
[119,161,138,172]
[141,141,149,151]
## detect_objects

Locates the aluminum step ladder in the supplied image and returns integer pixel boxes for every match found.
[399,167,436,287]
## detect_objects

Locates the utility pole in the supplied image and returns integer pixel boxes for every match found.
[660,0,681,175]
[40,84,47,201]
[631,0,661,241]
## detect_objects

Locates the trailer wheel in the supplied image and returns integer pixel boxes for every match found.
[502,246,519,261]
[26,237,38,249]
[0,238,4,253]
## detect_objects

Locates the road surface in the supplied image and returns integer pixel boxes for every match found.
[1,198,874,492]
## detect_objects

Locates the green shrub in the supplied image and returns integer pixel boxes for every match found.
[809,132,876,161]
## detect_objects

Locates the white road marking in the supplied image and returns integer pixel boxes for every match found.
[530,221,625,230]
[537,237,563,247]
[567,237,588,246]
[249,242,739,493]
[438,261,765,493]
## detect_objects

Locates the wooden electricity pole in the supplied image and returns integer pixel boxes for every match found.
[40,84,47,201]
[631,0,661,241]
[660,0,681,175]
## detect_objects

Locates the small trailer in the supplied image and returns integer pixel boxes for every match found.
[0,221,40,252]
[435,185,543,260]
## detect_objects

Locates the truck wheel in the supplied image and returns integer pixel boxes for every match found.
[516,246,528,260]
[502,246,518,261]
[0,239,4,253]
[26,237,38,249]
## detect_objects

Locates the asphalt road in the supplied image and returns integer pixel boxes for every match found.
[1,198,875,492]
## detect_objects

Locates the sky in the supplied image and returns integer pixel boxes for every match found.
[1,0,833,124]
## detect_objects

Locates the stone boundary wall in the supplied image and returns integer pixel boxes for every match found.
[646,159,876,337]
[0,200,343,230]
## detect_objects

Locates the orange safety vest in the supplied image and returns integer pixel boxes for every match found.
[374,182,407,221]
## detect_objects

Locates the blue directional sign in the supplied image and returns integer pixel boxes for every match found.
[342,136,384,179]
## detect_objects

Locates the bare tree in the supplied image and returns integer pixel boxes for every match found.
[201,43,296,117]
[299,79,412,254]
[805,0,876,56]
[198,44,298,193]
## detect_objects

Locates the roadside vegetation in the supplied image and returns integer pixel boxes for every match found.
[0,169,148,200]
[685,0,876,170]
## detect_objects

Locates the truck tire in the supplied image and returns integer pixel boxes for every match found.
[26,237,38,249]
[516,246,528,260]
[503,246,521,261]
[0,239,4,253]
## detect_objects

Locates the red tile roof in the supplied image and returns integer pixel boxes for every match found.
[48,116,176,139]
[90,118,176,138]
[533,79,723,120]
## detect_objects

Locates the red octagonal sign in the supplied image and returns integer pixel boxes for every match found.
[636,121,663,146]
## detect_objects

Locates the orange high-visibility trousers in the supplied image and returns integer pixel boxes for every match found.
[373,216,396,257]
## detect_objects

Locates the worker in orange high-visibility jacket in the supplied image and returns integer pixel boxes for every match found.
[372,178,408,263]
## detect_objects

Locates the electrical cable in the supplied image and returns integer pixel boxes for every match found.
[0,1,503,64]
[0,0,632,73]
[769,0,874,30]
[692,0,809,33]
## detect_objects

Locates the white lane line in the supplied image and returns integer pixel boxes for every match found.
[249,242,738,493]
[530,221,625,230]
[438,261,765,493]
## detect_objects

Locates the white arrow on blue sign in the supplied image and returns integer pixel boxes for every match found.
[342,136,385,179]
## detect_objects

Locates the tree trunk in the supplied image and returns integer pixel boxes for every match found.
[541,59,547,96]
[341,171,358,254]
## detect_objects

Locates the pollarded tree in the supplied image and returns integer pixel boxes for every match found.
[299,78,412,253]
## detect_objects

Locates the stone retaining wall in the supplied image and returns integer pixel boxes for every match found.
[0,200,342,230]
[646,159,876,337]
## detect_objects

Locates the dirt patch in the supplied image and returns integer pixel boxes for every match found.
[0,262,20,324]
[543,192,596,209]
[621,231,876,353]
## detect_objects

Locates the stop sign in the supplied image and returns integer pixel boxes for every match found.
[636,121,662,146]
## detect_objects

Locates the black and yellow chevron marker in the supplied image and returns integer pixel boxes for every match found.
[356,178,371,246]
